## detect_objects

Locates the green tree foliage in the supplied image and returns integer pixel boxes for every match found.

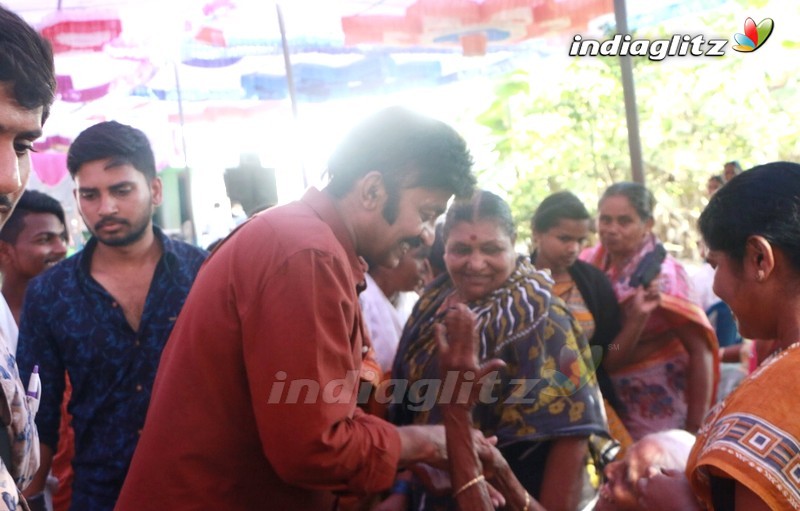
[474,7,800,260]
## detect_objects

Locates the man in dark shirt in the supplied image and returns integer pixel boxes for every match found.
[16,121,207,511]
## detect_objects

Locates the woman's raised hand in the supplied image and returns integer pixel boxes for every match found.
[436,304,506,408]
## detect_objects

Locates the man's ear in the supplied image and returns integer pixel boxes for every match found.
[744,235,775,282]
[0,241,13,267]
[355,171,387,212]
[150,176,163,207]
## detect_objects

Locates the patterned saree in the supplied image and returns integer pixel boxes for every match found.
[390,258,607,509]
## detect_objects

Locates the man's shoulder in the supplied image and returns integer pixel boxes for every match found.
[32,251,81,286]
[166,238,209,263]
[233,201,342,257]
[25,252,82,309]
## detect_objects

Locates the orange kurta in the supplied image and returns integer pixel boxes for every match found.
[116,188,401,510]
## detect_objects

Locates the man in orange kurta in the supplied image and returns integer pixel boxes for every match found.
[116,107,477,510]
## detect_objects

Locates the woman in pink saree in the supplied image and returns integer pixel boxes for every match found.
[581,182,718,441]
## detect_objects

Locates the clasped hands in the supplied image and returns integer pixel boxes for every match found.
[419,304,511,506]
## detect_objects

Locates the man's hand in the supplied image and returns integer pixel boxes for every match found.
[397,424,447,467]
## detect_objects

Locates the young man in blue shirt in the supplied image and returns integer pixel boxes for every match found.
[16,121,207,511]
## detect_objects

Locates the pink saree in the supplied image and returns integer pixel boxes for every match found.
[581,234,719,440]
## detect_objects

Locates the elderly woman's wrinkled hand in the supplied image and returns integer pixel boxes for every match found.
[475,441,510,481]
[436,304,480,373]
[435,304,506,408]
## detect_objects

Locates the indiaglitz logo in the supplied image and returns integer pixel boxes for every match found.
[569,17,775,59]
[568,34,728,61]
[732,17,774,52]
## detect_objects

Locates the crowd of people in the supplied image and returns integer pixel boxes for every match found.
[1,5,799,511]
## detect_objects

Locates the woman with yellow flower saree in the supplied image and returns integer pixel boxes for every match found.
[389,191,607,511]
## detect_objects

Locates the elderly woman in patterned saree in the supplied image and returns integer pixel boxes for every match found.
[637,162,800,510]
[389,190,607,511]
[580,182,718,441]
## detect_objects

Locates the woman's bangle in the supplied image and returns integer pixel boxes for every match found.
[390,479,412,496]
[522,492,531,511]
[453,474,485,497]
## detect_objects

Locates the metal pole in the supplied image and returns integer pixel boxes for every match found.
[276,2,308,189]
[173,61,197,245]
[614,0,645,184]
[173,62,189,170]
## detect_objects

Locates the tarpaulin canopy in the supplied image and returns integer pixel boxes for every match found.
[14,0,616,106]
[9,0,727,187]
[5,0,628,184]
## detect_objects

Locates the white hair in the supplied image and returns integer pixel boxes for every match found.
[636,429,696,471]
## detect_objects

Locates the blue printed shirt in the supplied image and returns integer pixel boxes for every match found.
[16,226,207,510]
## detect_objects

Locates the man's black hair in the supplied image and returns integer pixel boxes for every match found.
[325,106,475,219]
[67,121,157,181]
[0,189,67,244]
[0,6,56,122]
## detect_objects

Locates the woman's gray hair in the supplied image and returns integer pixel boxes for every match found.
[443,190,515,242]
[600,182,656,222]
